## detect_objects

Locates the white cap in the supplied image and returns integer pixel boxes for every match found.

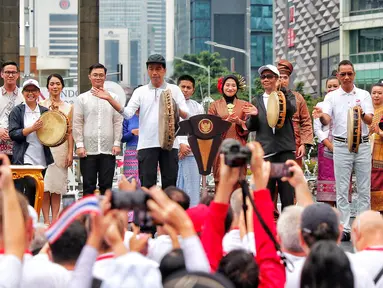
[22,79,41,91]
[258,65,280,77]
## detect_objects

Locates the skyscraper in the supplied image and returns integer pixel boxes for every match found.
[100,0,147,86]
[34,0,79,84]
[147,0,167,56]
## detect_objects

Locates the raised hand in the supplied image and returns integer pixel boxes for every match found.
[312,106,323,119]
[91,87,112,101]
[243,104,258,116]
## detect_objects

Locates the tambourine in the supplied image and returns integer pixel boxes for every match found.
[267,91,286,129]
[347,106,362,153]
[37,106,70,147]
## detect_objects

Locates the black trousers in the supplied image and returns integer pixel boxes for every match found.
[266,151,295,211]
[80,154,116,196]
[137,148,178,189]
[14,168,46,207]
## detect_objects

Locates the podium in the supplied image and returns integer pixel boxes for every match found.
[177,114,231,189]
[11,165,45,217]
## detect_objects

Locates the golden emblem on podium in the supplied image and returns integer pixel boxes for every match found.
[198,119,213,134]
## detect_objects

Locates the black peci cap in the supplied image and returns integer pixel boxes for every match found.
[146,54,166,67]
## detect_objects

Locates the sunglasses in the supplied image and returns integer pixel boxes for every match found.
[338,72,354,77]
[260,74,276,80]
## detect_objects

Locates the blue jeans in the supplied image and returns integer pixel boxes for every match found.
[333,141,371,232]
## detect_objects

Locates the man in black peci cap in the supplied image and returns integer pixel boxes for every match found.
[93,54,189,189]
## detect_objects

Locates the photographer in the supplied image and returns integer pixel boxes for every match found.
[201,140,286,287]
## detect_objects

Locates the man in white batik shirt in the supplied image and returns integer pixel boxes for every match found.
[94,55,189,189]
[176,75,204,207]
[73,63,123,196]
[0,61,24,161]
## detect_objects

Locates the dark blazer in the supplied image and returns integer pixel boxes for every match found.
[246,89,297,156]
[8,103,54,165]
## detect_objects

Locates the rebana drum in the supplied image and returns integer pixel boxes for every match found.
[37,108,70,147]
[158,89,179,150]
[347,106,362,153]
[267,91,286,129]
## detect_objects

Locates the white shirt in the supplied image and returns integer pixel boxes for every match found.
[20,254,71,288]
[93,253,115,281]
[322,86,374,138]
[24,104,46,167]
[0,86,23,129]
[178,98,204,153]
[0,255,22,288]
[285,252,375,288]
[351,249,383,288]
[122,82,189,150]
[73,89,123,155]
[222,230,256,255]
[313,101,330,143]
[263,92,276,135]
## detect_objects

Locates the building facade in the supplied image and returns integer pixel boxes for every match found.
[274,0,340,96]
[274,0,383,96]
[35,0,79,85]
[100,0,147,87]
[340,0,383,91]
[99,29,130,86]
[250,0,273,73]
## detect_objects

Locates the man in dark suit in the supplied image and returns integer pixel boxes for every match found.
[243,64,297,210]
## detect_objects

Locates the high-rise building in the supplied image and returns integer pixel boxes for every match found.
[250,0,273,72]
[99,29,130,85]
[174,0,191,57]
[35,0,79,84]
[211,0,246,76]
[147,0,166,56]
[274,0,383,96]
[100,0,147,86]
[341,0,383,91]
[274,0,340,96]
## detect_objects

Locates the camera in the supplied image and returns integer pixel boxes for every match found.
[110,188,150,210]
[220,139,252,167]
[110,189,155,233]
[220,139,294,178]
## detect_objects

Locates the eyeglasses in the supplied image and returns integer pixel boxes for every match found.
[3,71,18,76]
[23,89,39,93]
[91,73,105,79]
[260,74,276,80]
[339,72,354,77]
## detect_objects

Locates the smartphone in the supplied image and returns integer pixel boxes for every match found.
[62,194,76,209]
[269,163,293,179]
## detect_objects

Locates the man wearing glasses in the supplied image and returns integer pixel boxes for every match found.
[244,64,297,211]
[72,63,123,196]
[313,60,374,242]
[0,61,24,161]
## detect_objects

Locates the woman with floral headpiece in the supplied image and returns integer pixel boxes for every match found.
[208,74,251,189]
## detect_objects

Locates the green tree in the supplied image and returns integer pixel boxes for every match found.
[173,51,236,101]
[294,82,324,114]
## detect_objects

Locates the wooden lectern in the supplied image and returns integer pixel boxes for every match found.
[11,165,45,217]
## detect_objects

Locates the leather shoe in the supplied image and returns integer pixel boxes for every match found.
[341,232,351,242]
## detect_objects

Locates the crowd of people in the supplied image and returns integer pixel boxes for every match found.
[0,53,382,287]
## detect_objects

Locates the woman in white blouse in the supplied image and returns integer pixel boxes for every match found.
[8,79,53,206]
[314,76,340,206]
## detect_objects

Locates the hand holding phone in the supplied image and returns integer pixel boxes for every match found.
[269,163,293,179]
[62,194,76,209]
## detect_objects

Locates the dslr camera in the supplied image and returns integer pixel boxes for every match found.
[110,189,155,233]
[220,139,251,167]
